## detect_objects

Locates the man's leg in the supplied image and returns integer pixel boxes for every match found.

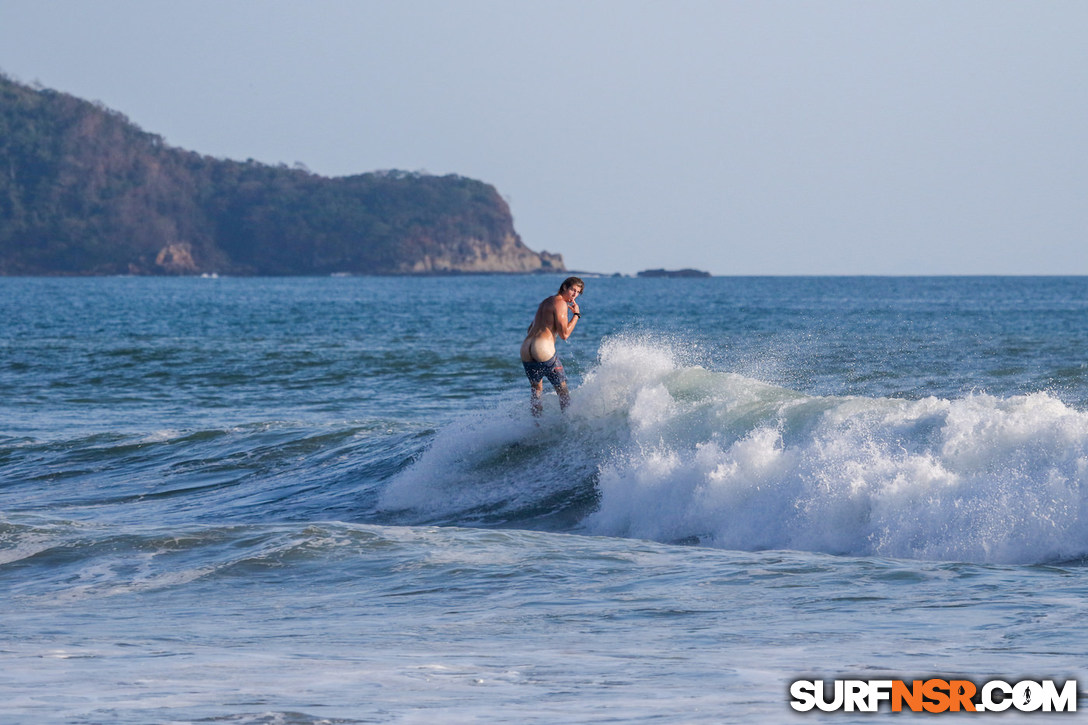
[530,380,544,417]
[556,382,570,411]
[546,359,570,412]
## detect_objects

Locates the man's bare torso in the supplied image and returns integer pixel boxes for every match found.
[520,295,565,362]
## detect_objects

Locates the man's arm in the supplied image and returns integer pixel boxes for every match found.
[553,296,579,340]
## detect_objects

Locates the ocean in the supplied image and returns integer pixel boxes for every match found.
[2,275,1087,723]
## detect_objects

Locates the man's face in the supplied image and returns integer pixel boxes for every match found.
[562,286,581,303]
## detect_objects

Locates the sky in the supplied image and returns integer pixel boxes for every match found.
[1,0,1087,275]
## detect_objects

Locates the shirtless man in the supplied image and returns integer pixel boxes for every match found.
[520,276,584,416]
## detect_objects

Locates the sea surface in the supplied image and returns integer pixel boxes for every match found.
[2,275,1088,723]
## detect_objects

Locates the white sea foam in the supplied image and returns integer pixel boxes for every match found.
[580,337,1088,564]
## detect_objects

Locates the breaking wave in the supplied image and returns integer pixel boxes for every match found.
[381,335,1088,565]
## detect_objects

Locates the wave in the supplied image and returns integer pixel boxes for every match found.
[0,421,419,527]
[0,518,416,602]
[381,335,1088,565]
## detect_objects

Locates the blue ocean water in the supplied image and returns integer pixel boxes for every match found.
[2,275,1088,723]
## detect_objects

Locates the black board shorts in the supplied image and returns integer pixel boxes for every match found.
[523,353,567,389]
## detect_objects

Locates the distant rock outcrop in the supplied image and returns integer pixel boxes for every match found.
[0,73,564,276]
[637,268,711,278]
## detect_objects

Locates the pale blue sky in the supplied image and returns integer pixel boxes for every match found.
[2,0,1087,275]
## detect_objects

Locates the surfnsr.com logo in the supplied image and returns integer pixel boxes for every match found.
[790,678,1078,713]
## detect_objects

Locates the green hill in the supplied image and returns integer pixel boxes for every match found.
[0,74,564,275]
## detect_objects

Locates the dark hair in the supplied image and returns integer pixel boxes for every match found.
[559,276,584,293]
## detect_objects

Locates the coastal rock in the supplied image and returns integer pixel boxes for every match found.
[405,234,564,273]
[155,243,199,274]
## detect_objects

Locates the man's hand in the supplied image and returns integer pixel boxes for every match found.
[569,299,580,317]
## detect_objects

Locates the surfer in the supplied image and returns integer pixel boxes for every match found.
[521,276,584,416]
